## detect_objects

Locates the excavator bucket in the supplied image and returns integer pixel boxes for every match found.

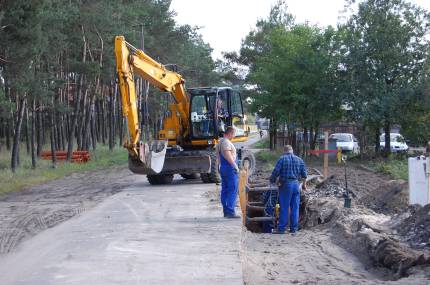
[128,148,212,176]
[137,140,168,174]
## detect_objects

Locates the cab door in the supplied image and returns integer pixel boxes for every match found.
[228,89,247,137]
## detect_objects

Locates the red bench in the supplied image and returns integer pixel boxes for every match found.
[40,151,90,163]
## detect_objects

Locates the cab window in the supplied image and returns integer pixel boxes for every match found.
[230,90,246,137]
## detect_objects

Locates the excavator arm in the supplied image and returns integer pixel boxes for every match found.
[114,36,190,157]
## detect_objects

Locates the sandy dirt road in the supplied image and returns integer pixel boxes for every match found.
[0,177,243,284]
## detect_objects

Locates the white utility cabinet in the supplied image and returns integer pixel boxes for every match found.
[408,156,430,206]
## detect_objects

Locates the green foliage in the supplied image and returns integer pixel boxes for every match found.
[368,158,408,181]
[223,0,430,150]
[0,0,220,114]
[339,0,430,147]
[228,1,342,142]
[0,145,128,195]
[251,138,270,149]
[255,150,283,171]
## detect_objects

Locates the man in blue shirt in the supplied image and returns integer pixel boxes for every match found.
[270,145,307,235]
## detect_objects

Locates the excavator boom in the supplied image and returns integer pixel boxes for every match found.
[115,36,190,156]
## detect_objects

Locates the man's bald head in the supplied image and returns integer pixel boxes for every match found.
[284,145,294,154]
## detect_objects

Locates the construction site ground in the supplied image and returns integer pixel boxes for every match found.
[0,148,429,284]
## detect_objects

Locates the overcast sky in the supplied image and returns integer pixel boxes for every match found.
[169,0,430,60]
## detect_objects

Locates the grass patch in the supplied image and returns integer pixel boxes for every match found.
[0,145,128,195]
[255,149,283,171]
[368,158,408,181]
[250,137,270,149]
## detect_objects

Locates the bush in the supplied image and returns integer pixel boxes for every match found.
[251,138,270,149]
[369,158,408,181]
[255,150,282,171]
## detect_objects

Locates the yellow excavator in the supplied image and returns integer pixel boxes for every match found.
[115,36,255,185]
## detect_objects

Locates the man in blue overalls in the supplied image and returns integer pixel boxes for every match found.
[217,126,240,218]
[270,145,307,235]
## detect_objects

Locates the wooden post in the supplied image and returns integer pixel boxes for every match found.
[324,131,329,178]
[238,167,249,225]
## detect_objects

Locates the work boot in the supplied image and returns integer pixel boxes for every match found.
[272,229,285,234]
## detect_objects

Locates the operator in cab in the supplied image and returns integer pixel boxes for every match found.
[217,126,240,218]
[270,145,307,235]
[216,98,229,133]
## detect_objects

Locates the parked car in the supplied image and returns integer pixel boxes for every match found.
[329,133,360,154]
[380,133,408,153]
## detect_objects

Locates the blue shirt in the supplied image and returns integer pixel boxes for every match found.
[270,153,307,184]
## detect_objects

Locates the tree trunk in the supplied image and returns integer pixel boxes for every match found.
[11,98,26,172]
[91,106,97,150]
[359,125,366,156]
[67,75,84,159]
[82,93,94,150]
[108,84,117,150]
[375,127,381,153]
[100,99,107,144]
[31,100,37,169]
[6,117,11,150]
[77,89,87,150]
[118,87,124,147]
[41,107,46,147]
[36,105,43,156]
[50,108,57,168]
[292,130,297,153]
[384,121,391,157]
[269,117,276,150]
[25,106,30,155]
[67,26,87,160]
[6,86,14,151]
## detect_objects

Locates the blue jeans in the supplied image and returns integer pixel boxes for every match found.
[220,167,239,216]
[278,181,300,232]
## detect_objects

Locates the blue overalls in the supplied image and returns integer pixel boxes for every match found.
[219,148,239,217]
[278,180,300,233]
[270,153,307,233]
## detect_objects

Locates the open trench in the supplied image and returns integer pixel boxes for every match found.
[239,163,430,284]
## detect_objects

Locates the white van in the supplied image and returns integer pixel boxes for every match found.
[329,133,360,154]
[380,133,408,153]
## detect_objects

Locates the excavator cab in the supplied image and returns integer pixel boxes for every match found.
[189,87,246,140]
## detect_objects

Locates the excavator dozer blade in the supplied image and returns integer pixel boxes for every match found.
[129,150,211,175]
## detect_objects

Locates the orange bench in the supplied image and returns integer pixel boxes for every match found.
[40,151,90,163]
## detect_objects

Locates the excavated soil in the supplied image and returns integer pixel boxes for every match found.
[395,204,430,249]
[316,165,409,215]
[0,166,138,253]
[242,159,430,284]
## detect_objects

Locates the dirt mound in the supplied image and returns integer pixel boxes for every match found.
[361,180,409,215]
[315,165,409,215]
[312,175,348,198]
[397,204,430,249]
